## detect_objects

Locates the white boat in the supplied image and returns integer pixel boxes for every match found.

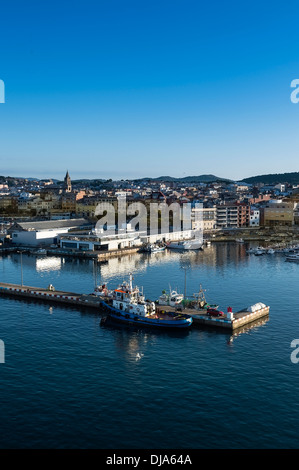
[285,254,299,261]
[236,238,244,243]
[267,248,275,254]
[94,283,112,297]
[183,239,203,250]
[167,241,186,250]
[33,248,47,255]
[167,239,203,251]
[157,289,184,307]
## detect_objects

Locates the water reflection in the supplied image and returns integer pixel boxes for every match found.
[4,242,255,279]
[36,257,61,272]
[229,315,270,340]
[101,320,191,362]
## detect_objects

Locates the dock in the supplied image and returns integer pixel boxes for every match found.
[0,281,270,331]
[0,282,103,310]
[156,304,270,330]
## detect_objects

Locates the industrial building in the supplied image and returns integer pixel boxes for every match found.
[8,219,90,246]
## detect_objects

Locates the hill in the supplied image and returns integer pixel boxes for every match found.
[134,174,232,183]
[242,172,299,185]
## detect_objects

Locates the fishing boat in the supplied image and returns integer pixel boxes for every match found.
[148,244,166,253]
[157,289,184,307]
[94,283,113,297]
[101,274,192,329]
[32,248,47,255]
[188,285,219,311]
[138,243,165,253]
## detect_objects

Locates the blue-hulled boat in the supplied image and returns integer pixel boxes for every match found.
[101,274,192,329]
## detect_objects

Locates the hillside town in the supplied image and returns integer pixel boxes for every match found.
[1,170,299,255]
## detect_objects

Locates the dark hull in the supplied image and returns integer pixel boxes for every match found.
[102,302,192,329]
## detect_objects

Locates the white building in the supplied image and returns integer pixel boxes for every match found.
[192,207,216,231]
[9,219,90,246]
[59,228,195,252]
[250,208,260,226]
[274,183,286,192]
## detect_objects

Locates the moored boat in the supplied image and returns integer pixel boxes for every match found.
[101,274,192,329]
[32,248,47,255]
[157,289,184,307]
[285,254,299,262]
[138,243,166,253]
[94,283,113,297]
[149,244,166,253]
[167,239,203,250]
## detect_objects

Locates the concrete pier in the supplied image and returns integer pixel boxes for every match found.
[0,281,270,331]
[0,282,103,310]
[188,306,270,330]
[156,304,270,330]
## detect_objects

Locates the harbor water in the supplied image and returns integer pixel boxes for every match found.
[1,243,299,449]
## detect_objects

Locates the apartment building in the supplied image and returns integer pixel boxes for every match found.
[216,203,250,228]
[262,200,295,226]
[192,207,216,231]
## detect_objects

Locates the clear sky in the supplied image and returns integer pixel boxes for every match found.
[0,0,299,181]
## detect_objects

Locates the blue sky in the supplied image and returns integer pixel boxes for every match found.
[0,0,299,181]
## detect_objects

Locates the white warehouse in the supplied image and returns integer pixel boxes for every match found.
[9,219,90,246]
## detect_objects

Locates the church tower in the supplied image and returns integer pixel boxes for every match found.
[64,170,72,192]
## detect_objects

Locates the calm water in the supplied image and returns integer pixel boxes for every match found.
[1,243,299,449]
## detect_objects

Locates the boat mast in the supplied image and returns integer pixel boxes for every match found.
[129,272,133,291]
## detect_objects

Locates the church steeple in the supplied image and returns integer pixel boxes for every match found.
[64,170,72,192]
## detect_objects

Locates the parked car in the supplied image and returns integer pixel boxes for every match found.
[207,307,224,317]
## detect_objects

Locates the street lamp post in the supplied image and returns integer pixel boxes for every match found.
[17,250,23,286]
[180,257,191,310]
[20,251,23,286]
